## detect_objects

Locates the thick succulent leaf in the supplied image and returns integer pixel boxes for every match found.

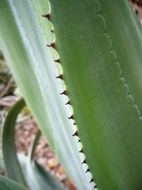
[0,159,4,171]
[26,130,65,190]
[0,175,27,190]
[0,155,5,172]
[18,154,65,190]
[1,98,65,190]
[2,98,26,185]
[0,1,92,189]
[28,130,41,161]
[50,0,142,189]
[0,124,5,171]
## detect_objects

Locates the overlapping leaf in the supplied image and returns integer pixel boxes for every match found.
[1,98,65,190]
[0,175,27,190]
[0,1,92,188]
[2,98,26,185]
[50,0,142,189]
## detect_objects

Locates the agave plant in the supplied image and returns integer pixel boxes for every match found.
[0,0,142,189]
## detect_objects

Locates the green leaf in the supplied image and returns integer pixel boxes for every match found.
[2,98,26,185]
[28,130,41,161]
[0,1,92,189]
[49,0,142,189]
[1,99,65,190]
[0,154,5,172]
[0,175,27,190]
[18,154,65,190]
[26,130,65,190]
[0,124,5,172]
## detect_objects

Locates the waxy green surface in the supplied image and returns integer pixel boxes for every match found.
[0,0,92,189]
[50,0,142,189]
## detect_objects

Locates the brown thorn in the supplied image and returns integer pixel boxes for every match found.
[94,185,97,189]
[60,90,67,96]
[56,74,63,80]
[73,122,76,125]
[65,101,70,105]
[51,29,54,33]
[79,148,83,153]
[89,178,94,183]
[72,131,78,137]
[68,115,74,120]
[86,168,90,173]
[54,59,60,63]
[47,42,55,49]
[78,139,81,142]
[42,13,51,20]
[82,159,86,164]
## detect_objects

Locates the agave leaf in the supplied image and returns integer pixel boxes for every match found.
[2,98,26,185]
[0,1,92,189]
[0,124,5,171]
[0,175,27,190]
[0,148,5,172]
[0,156,5,172]
[49,0,142,189]
[28,130,41,161]
[2,99,65,190]
[25,131,65,190]
[0,159,5,172]
[18,154,65,190]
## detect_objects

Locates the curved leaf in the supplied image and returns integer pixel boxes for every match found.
[2,98,65,190]
[50,0,142,189]
[19,154,65,190]
[2,98,26,185]
[28,130,41,161]
[0,156,5,172]
[0,1,92,189]
[0,175,27,190]
[0,125,5,172]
